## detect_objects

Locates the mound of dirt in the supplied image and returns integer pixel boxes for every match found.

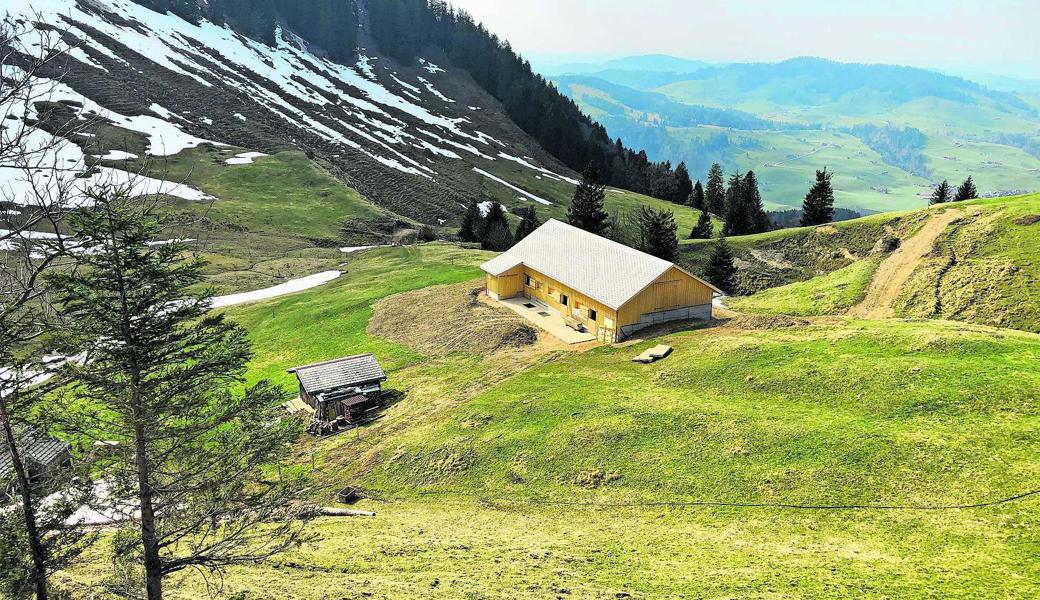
[369,283,537,356]
[725,314,812,330]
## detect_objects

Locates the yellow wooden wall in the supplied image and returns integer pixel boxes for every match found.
[488,265,713,341]
[486,264,525,299]
[512,269,620,339]
[616,267,714,327]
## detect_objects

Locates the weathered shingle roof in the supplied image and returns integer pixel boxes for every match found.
[288,354,387,394]
[481,219,720,309]
[0,427,70,479]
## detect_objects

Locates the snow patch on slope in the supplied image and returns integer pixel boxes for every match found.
[9,0,506,181]
[209,271,342,308]
[473,168,553,206]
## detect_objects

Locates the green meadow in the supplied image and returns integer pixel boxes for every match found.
[63,226,1040,598]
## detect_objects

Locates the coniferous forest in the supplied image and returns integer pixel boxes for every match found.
[365,0,686,202]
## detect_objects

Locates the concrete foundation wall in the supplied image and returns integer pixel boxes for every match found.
[619,304,712,338]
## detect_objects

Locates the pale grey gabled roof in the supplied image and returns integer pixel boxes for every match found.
[288,354,387,395]
[481,219,719,310]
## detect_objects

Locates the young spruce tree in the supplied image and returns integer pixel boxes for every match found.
[705,163,725,215]
[689,206,714,240]
[674,162,693,205]
[481,201,514,251]
[704,238,738,295]
[742,170,770,234]
[722,172,746,236]
[513,205,541,243]
[930,179,952,205]
[636,207,679,261]
[567,163,609,234]
[689,180,705,210]
[801,168,836,226]
[954,176,979,201]
[458,200,484,243]
[49,187,312,600]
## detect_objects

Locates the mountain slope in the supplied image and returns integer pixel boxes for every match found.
[2,0,702,233]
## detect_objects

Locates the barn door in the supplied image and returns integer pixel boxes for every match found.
[653,280,681,311]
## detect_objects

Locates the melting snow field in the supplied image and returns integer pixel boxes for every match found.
[95,150,139,160]
[339,245,390,253]
[1,0,583,218]
[2,0,506,180]
[473,168,553,206]
[224,151,269,165]
[0,62,213,204]
[209,271,342,308]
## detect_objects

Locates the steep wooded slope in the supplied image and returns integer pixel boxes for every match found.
[3,0,695,229]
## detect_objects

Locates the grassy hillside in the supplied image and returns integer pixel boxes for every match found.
[729,257,882,316]
[897,195,1040,332]
[63,243,1040,599]
[711,194,1040,333]
[88,140,711,295]
[679,204,931,293]
[154,148,382,239]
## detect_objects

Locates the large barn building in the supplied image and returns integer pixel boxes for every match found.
[481,219,719,342]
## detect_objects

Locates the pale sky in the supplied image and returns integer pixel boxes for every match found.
[447,0,1040,79]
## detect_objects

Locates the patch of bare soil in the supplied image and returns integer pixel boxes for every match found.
[849,208,970,319]
[723,314,812,330]
[369,282,536,356]
[748,248,797,270]
[1013,215,1040,226]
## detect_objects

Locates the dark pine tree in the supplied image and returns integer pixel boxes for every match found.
[722,172,747,236]
[705,163,725,215]
[567,164,609,234]
[704,238,738,295]
[481,202,514,251]
[458,200,483,243]
[930,179,952,205]
[48,188,309,600]
[689,180,705,210]
[801,168,836,226]
[689,206,714,240]
[514,205,541,243]
[636,207,679,261]
[742,170,770,234]
[954,176,979,201]
[674,162,693,205]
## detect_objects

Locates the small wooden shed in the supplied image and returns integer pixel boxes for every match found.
[1,426,71,496]
[288,354,388,434]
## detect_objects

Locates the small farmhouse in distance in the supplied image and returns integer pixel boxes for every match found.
[481,219,720,343]
[288,354,388,435]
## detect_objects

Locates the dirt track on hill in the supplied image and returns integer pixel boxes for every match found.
[849,208,968,319]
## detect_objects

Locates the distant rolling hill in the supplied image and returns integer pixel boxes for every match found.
[550,56,1040,213]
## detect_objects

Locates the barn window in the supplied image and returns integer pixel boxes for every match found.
[561,294,569,306]
[525,275,533,287]
[589,309,598,321]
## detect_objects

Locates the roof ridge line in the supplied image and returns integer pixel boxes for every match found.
[288,353,375,373]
